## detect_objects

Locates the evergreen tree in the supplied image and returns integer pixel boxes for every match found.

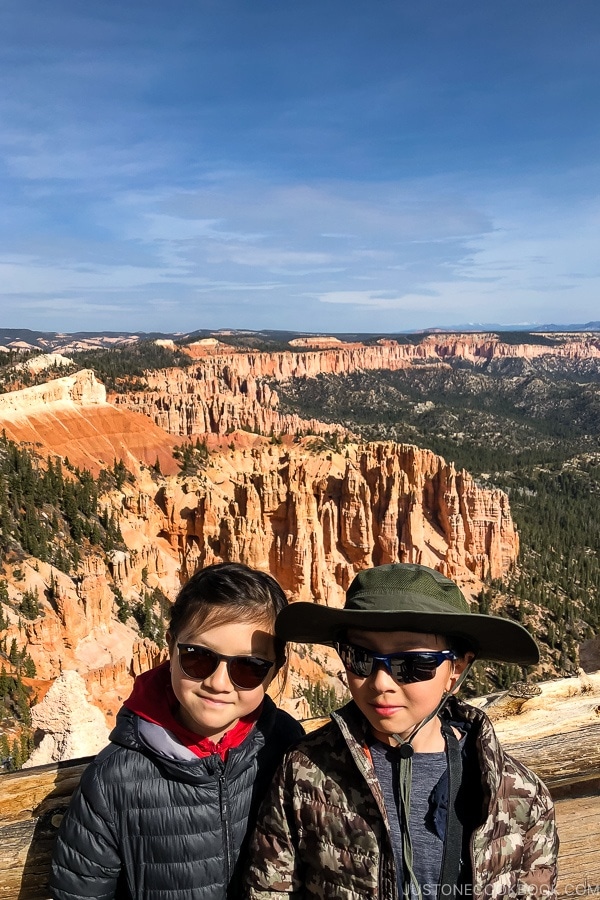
[0,665,9,698]
[8,638,19,667]
[11,737,22,770]
[22,654,37,678]
[19,588,40,620]
[0,733,10,767]
[12,674,31,725]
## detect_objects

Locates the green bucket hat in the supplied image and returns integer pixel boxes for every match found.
[276,563,539,665]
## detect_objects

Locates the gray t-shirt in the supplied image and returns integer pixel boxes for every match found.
[370,741,448,898]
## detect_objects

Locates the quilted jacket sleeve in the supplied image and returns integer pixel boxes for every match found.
[245,753,302,899]
[472,753,560,900]
[517,783,559,899]
[49,761,122,900]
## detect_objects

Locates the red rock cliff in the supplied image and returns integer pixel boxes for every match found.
[110,333,600,439]
[154,438,518,600]
[0,351,522,743]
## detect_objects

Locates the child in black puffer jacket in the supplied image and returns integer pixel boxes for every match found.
[50,562,303,900]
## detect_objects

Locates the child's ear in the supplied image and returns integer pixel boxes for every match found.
[446,652,475,691]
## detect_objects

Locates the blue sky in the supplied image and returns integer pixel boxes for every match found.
[1,0,599,334]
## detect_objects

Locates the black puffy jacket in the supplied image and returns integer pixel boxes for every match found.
[49,696,302,900]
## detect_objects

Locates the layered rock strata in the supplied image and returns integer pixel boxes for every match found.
[150,334,600,380]
[111,334,600,440]
[0,369,180,474]
[0,356,521,756]
[111,368,348,439]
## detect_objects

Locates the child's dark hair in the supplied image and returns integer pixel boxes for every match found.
[449,635,477,660]
[169,562,288,668]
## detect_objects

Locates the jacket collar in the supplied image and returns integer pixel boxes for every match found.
[441,696,507,804]
[109,693,278,782]
[331,695,507,803]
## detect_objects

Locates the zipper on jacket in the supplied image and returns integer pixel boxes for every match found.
[333,712,399,898]
[217,762,233,887]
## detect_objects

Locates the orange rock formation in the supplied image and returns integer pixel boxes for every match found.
[156,440,517,597]
[109,334,600,439]
[0,341,528,741]
[0,369,181,475]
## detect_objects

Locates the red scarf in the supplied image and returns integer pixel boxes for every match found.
[124,661,260,761]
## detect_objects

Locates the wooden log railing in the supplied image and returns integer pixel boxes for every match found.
[0,757,91,899]
[0,724,599,899]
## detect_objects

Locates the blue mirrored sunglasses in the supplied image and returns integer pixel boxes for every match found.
[336,642,456,684]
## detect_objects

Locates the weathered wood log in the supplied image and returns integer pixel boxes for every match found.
[0,722,599,899]
[0,757,91,900]
[503,724,600,797]
[553,794,600,896]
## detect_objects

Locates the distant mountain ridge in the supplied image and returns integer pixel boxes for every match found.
[422,322,600,333]
[1,323,600,352]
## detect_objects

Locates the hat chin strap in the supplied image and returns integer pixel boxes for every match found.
[391,661,473,758]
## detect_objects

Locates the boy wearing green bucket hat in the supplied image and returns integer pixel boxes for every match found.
[246,563,558,900]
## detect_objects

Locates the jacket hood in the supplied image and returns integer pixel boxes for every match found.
[109,683,281,784]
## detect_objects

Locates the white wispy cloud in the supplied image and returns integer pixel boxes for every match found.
[2,170,600,331]
[0,0,599,330]
[318,290,435,309]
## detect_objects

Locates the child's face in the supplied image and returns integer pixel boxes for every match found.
[169,617,278,743]
[343,629,470,745]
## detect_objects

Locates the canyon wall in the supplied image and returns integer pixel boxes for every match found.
[0,427,517,732]
[0,368,106,414]
[110,333,600,438]
[181,333,600,372]
[156,439,518,598]
[110,368,348,439]
[0,369,181,475]
[1,552,167,725]
[0,343,527,756]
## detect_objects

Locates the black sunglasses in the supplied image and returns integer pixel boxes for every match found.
[177,643,275,690]
[336,642,456,684]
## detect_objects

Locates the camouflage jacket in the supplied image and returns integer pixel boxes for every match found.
[245,697,558,900]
